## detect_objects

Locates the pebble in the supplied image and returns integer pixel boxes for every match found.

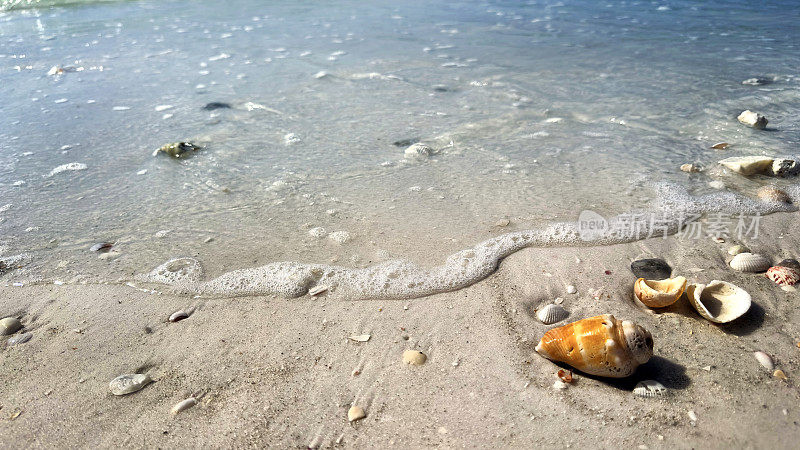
[0,317,22,335]
[566,285,577,294]
[709,180,726,190]
[7,332,32,346]
[348,405,366,422]
[169,310,189,322]
[774,369,788,381]
[737,110,768,129]
[687,410,697,423]
[630,258,672,280]
[680,163,701,173]
[109,373,152,396]
[757,186,791,203]
[710,142,730,150]
[170,397,198,415]
[402,350,427,365]
[552,380,568,390]
[328,231,351,244]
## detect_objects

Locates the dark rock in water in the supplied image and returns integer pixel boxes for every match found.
[777,259,800,270]
[432,84,456,92]
[742,77,773,86]
[631,258,672,280]
[156,142,201,158]
[202,102,232,110]
[392,138,421,147]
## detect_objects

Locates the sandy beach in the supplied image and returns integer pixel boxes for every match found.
[2,211,799,448]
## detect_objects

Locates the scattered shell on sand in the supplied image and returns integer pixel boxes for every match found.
[537,304,569,325]
[718,156,774,176]
[171,397,198,415]
[729,252,770,272]
[710,142,730,150]
[90,242,113,253]
[728,245,749,256]
[155,142,201,158]
[737,110,768,129]
[557,369,573,383]
[767,266,800,287]
[566,285,577,294]
[348,405,366,422]
[686,281,751,323]
[308,285,329,296]
[535,315,653,378]
[348,334,371,342]
[7,332,32,346]
[680,163,701,173]
[630,258,672,280]
[633,380,668,397]
[0,317,22,336]
[757,186,791,203]
[169,310,189,322]
[402,350,427,365]
[404,143,433,158]
[754,351,774,371]
[109,373,152,396]
[634,277,687,308]
[774,369,788,380]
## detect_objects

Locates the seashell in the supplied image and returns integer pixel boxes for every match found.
[566,285,577,294]
[737,110,768,129]
[767,266,800,286]
[169,310,189,322]
[729,252,770,272]
[774,369,788,380]
[686,281,751,323]
[534,314,653,378]
[718,156,773,176]
[109,373,152,396]
[557,369,573,383]
[633,277,687,308]
[728,244,749,256]
[7,332,32,346]
[348,334,371,342]
[633,380,668,397]
[402,350,427,366]
[777,259,800,270]
[404,143,433,158]
[630,258,672,280]
[756,186,791,203]
[537,304,569,325]
[308,285,329,296]
[348,405,366,422]
[0,317,22,336]
[753,351,774,371]
[155,142,201,158]
[710,142,730,150]
[90,242,113,253]
[171,397,197,415]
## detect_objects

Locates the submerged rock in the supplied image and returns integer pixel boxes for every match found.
[155,142,201,159]
[202,102,231,110]
[742,78,772,86]
[737,110,768,129]
[718,156,774,176]
[772,158,800,177]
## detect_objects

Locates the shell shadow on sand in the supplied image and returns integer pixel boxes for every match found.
[544,356,690,392]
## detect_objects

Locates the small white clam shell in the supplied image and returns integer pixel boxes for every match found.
[686,281,751,323]
[171,397,198,415]
[536,304,569,325]
[753,351,774,371]
[729,252,770,273]
[109,373,152,396]
[633,380,668,397]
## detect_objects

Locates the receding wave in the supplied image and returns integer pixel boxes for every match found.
[1,0,125,12]
[139,183,800,300]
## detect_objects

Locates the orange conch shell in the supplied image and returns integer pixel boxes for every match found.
[535,314,653,378]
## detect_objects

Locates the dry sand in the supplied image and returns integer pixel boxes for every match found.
[1,212,799,448]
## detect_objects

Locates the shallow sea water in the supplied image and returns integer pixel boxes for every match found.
[1,0,799,293]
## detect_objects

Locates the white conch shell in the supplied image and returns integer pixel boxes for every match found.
[729,252,770,273]
[633,380,669,397]
[686,281,751,323]
[537,304,569,325]
[633,276,687,308]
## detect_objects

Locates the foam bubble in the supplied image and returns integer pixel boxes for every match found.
[46,162,87,177]
[145,183,799,300]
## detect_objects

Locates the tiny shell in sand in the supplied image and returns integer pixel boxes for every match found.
[727,245,749,256]
[756,186,791,203]
[171,397,197,415]
[308,285,329,296]
[402,350,427,365]
[537,304,568,325]
[729,252,770,273]
[686,281,751,323]
[348,405,366,422]
[633,277,687,308]
[774,369,788,380]
[169,310,189,322]
[633,380,668,397]
[767,266,800,286]
[0,317,23,336]
[754,351,774,371]
[348,334,371,342]
[7,332,32,346]
[109,373,152,396]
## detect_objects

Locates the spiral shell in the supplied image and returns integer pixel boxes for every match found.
[535,314,653,378]
[767,266,800,286]
[633,277,687,308]
[633,380,668,397]
[686,281,751,324]
[729,253,770,273]
[537,304,569,325]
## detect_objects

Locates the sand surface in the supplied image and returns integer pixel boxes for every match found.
[2,212,800,448]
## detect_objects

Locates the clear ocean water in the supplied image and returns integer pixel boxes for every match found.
[1,0,799,290]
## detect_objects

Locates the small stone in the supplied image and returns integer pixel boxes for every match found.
[709,180,726,190]
[348,405,366,422]
[155,142,201,158]
[0,317,22,336]
[742,78,772,86]
[7,332,32,346]
[552,380,568,390]
[169,310,189,322]
[348,334,371,342]
[630,258,671,279]
[701,365,712,371]
[404,143,433,159]
[774,369,788,380]
[737,110,768,129]
[328,231,351,244]
[754,351,774,371]
[680,163,701,173]
[109,373,152,396]
[171,397,198,415]
[719,156,774,176]
[710,142,729,150]
[495,218,510,227]
[566,285,577,294]
[772,159,800,177]
[202,102,231,110]
[687,410,697,422]
[757,186,791,203]
[402,350,427,365]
